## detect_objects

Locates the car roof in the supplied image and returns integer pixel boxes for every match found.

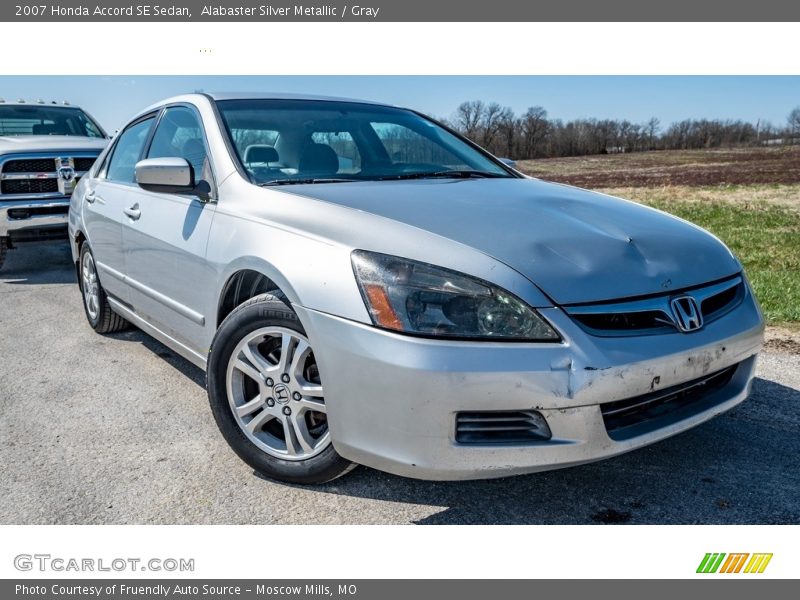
[205,92,388,105]
[138,92,394,116]
[130,92,409,128]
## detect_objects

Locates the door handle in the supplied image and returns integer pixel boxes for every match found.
[123,204,141,220]
[85,191,103,204]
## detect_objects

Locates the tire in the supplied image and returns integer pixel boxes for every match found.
[0,238,8,271]
[78,243,129,334]
[207,293,356,484]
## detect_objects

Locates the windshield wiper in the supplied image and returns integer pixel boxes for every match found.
[377,170,508,181]
[259,178,356,186]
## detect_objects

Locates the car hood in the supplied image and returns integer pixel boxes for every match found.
[283,178,741,305]
[0,135,108,154]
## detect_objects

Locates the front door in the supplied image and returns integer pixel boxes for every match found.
[121,105,217,356]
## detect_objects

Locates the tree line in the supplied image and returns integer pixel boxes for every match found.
[444,101,800,160]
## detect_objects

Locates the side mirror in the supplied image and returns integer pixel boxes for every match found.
[498,158,517,168]
[135,157,197,195]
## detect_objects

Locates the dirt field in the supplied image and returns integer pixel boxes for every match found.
[516,146,800,188]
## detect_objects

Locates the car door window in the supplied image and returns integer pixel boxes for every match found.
[147,106,210,183]
[105,117,155,183]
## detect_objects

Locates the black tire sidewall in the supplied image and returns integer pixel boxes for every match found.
[78,243,103,330]
[207,294,352,484]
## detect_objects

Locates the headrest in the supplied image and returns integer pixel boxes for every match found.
[298,143,338,174]
[244,145,279,164]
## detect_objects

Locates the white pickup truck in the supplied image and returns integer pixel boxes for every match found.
[0,100,108,269]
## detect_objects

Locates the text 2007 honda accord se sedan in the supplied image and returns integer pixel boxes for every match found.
[69,93,764,483]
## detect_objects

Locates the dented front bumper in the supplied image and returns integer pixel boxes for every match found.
[296,284,764,480]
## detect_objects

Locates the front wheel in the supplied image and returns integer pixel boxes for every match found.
[207,293,355,484]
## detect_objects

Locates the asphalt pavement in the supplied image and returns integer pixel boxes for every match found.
[1,242,798,524]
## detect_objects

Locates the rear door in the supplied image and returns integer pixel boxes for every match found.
[121,105,217,355]
[82,115,156,303]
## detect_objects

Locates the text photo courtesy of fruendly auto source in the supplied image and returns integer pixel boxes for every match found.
[0,75,798,525]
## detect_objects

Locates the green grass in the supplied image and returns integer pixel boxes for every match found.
[637,199,800,324]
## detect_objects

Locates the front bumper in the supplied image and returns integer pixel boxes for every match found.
[0,198,70,238]
[296,285,764,480]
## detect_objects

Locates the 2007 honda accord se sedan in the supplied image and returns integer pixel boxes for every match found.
[69,93,764,483]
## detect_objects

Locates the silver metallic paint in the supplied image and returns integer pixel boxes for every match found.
[69,93,765,480]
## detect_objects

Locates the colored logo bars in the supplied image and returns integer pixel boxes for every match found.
[696,553,773,574]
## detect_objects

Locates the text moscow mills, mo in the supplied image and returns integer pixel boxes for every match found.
[23,4,382,18]
[16,584,360,597]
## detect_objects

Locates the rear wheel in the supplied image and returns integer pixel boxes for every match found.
[79,243,129,334]
[207,293,355,484]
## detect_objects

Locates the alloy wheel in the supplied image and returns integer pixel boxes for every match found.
[225,327,329,461]
[81,251,100,321]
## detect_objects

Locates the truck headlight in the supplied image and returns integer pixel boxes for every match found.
[351,250,559,341]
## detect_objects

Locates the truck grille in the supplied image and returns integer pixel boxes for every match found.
[455,410,551,444]
[601,362,739,440]
[2,179,59,194]
[2,158,56,173]
[74,157,97,172]
[0,153,99,198]
[566,276,745,336]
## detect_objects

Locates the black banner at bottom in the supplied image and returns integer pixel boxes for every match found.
[3,580,796,600]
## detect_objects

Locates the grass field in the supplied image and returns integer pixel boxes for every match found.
[516,147,800,326]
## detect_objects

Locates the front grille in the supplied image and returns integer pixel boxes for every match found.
[455,410,551,444]
[0,153,98,197]
[601,363,739,440]
[1,179,59,194]
[74,157,96,172]
[702,284,741,319]
[573,310,672,335]
[2,158,55,173]
[566,276,745,337]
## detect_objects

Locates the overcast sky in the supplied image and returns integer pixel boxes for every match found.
[2,75,798,132]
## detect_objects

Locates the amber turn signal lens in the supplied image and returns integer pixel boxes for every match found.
[363,284,404,331]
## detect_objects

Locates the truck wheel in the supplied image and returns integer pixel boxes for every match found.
[0,238,8,271]
[207,293,356,484]
[79,243,129,334]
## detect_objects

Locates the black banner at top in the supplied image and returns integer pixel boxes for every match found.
[3,0,800,22]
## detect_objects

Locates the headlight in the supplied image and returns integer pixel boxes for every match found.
[351,250,559,341]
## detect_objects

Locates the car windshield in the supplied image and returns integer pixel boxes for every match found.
[0,105,106,138]
[216,99,515,185]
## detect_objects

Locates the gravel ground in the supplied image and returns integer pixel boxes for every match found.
[1,242,798,525]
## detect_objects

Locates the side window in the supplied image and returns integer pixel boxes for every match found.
[311,131,361,173]
[147,106,209,182]
[106,118,155,183]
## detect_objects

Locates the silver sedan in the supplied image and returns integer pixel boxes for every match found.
[69,93,764,483]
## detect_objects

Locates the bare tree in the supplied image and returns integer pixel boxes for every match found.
[448,99,775,159]
[520,106,548,158]
[789,107,800,135]
[645,117,660,150]
[454,101,485,141]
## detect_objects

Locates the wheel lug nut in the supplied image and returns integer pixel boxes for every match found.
[265,377,274,387]
[293,392,301,401]
[281,374,290,383]
[266,398,275,407]
[282,406,292,416]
